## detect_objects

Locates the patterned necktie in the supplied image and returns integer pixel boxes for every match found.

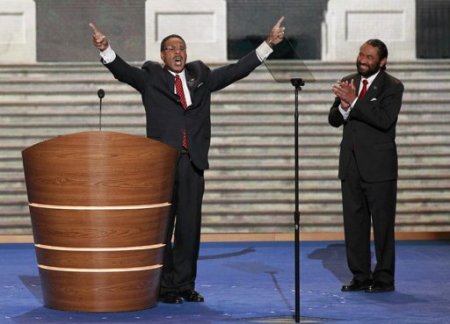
[359,79,368,99]
[175,75,187,108]
[174,75,188,148]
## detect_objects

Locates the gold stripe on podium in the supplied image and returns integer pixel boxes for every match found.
[29,202,171,210]
[35,243,165,252]
[38,264,162,272]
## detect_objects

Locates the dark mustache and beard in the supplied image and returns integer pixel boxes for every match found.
[357,61,382,78]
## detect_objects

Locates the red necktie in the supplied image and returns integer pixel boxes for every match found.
[359,79,368,99]
[175,75,188,148]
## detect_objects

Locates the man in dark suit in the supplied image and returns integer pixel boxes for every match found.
[328,39,404,293]
[90,17,286,304]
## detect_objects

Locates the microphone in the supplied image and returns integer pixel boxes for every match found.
[97,89,105,99]
[97,89,105,131]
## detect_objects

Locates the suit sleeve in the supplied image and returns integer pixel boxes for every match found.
[104,55,149,94]
[350,79,404,131]
[328,97,345,127]
[207,51,262,92]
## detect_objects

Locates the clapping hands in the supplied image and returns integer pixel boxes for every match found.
[332,79,357,110]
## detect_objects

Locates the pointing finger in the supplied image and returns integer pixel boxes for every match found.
[89,22,101,36]
[274,16,285,28]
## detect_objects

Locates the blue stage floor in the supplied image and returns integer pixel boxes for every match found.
[1,240,450,323]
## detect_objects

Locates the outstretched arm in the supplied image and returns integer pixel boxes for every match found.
[208,16,287,91]
[89,22,147,93]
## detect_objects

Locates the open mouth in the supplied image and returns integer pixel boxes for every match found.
[174,57,183,66]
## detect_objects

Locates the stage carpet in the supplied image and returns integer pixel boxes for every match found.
[1,240,449,323]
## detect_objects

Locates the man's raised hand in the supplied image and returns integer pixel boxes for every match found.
[89,22,109,51]
[266,16,286,47]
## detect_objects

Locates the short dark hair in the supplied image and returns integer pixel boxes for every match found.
[160,34,185,52]
[365,39,388,70]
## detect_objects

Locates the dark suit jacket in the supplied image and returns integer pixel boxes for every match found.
[328,70,404,182]
[104,51,262,170]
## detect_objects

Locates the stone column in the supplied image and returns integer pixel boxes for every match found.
[0,0,36,63]
[145,0,227,62]
[322,0,416,61]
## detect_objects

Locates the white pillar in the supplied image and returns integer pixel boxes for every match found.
[145,0,227,62]
[322,0,416,61]
[0,0,36,63]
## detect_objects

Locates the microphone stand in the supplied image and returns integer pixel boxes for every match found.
[97,89,105,131]
[290,77,304,323]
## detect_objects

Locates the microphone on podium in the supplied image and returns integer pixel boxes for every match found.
[97,89,105,131]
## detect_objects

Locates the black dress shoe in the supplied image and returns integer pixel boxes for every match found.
[179,289,204,302]
[341,279,372,292]
[365,282,395,293]
[159,292,183,304]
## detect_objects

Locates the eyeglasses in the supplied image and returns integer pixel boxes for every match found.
[163,46,186,52]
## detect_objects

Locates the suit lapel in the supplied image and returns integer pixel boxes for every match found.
[354,75,362,94]
[185,67,198,100]
[163,67,175,95]
[366,71,384,100]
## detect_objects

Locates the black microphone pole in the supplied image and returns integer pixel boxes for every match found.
[97,89,105,131]
[290,77,304,323]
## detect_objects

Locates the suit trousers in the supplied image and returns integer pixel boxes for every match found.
[160,152,205,294]
[341,151,397,285]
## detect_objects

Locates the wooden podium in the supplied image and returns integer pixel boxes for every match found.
[22,131,178,312]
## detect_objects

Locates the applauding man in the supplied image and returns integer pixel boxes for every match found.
[329,39,404,293]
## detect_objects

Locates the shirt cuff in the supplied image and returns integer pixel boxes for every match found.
[256,41,274,62]
[99,46,116,64]
[339,106,351,120]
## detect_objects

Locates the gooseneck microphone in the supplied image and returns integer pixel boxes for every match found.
[97,89,105,131]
